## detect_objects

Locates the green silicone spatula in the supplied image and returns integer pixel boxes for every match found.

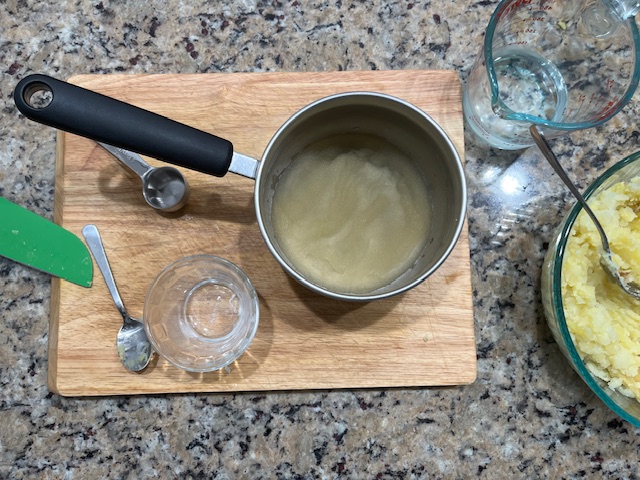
[0,197,93,287]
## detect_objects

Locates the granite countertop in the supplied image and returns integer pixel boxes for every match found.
[1,1,639,478]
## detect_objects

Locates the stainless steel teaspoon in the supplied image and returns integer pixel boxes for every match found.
[530,125,640,300]
[82,224,153,371]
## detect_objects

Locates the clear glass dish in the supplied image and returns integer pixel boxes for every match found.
[541,151,640,427]
[144,255,259,372]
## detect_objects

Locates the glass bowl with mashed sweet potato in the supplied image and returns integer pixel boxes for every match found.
[542,151,640,427]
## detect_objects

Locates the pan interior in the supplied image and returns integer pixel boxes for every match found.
[256,94,464,299]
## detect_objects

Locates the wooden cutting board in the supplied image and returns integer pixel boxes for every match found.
[50,71,476,396]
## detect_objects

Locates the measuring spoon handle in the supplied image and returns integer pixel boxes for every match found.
[98,142,152,179]
[14,74,233,177]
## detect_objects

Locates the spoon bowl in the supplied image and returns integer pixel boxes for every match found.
[98,142,190,213]
[82,224,153,372]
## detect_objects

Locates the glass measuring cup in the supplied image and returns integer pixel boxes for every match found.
[463,0,640,150]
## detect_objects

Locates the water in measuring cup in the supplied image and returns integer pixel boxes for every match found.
[464,45,568,149]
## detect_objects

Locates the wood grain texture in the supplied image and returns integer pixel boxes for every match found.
[50,71,476,396]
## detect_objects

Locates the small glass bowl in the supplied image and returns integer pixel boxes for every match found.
[541,151,640,427]
[144,255,259,372]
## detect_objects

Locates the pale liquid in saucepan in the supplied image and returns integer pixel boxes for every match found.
[271,133,432,294]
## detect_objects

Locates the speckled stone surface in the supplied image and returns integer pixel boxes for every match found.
[1,0,640,478]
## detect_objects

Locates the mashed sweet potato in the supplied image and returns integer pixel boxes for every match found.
[562,177,640,400]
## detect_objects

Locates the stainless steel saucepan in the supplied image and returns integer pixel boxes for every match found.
[14,74,467,301]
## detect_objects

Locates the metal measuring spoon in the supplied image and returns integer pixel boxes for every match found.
[98,142,190,212]
[530,125,640,299]
[82,224,153,371]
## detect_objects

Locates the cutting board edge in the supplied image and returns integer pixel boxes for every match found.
[47,132,68,395]
[65,69,462,85]
[48,278,62,395]
[53,369,479,397]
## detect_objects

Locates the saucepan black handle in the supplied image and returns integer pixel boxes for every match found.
[13,74,233,177]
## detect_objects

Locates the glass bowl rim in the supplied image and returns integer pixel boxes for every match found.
[144,254,260,372]
[551,151,640,427]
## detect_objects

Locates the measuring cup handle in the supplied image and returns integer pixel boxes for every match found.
[14,74,233,177]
